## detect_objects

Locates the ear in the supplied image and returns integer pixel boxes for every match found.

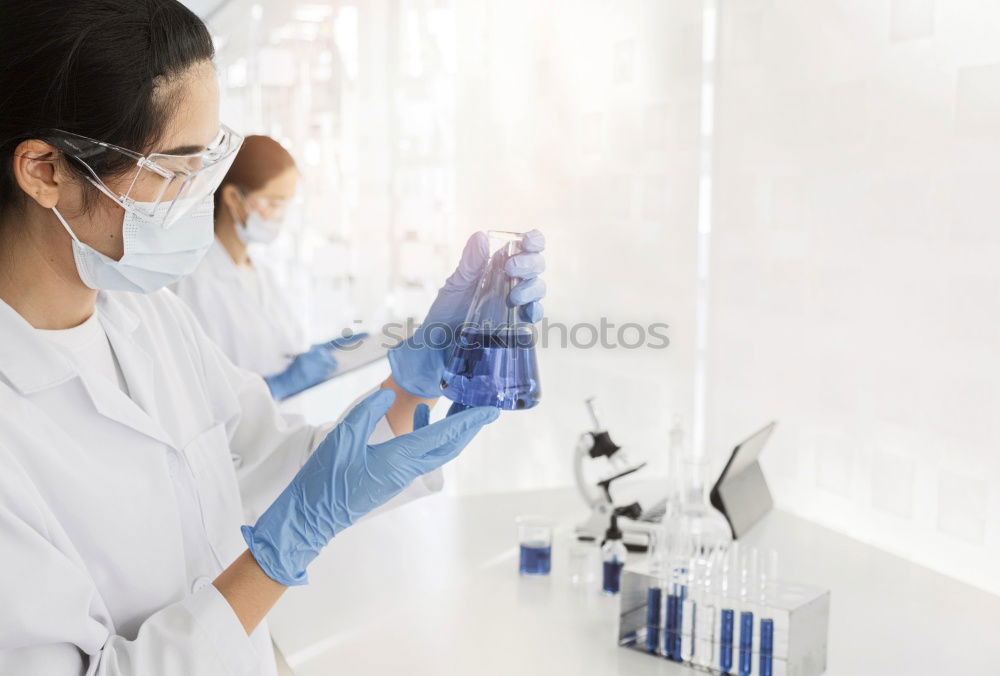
[220,184,246,223]
[12,140,62,209]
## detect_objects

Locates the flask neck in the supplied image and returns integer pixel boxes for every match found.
[464,232,524,330]
[681,459,709,506]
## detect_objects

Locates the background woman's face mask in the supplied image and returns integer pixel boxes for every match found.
[234,208,283,246]
[52,194,215,294]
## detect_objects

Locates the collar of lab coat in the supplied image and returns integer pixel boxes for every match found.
[206,237,244,282]
[0,292,172,445]
[0,293,143,394]
[0,292,136,392]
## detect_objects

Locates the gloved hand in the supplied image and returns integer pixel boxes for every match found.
[388,230,547,398]
[242,389,499,586]
[264,344,338,401]
[266,332,373,400]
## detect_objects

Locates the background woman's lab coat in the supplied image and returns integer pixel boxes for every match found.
[172,239,305,376]
[0,290,388,675]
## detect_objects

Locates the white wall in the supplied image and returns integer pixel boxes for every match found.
[208,0,705,496]
[706,0,1000,594]
[445,0,704,493]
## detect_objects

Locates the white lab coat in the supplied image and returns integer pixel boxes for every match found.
[172,239,305,376]
[0,289,390,675]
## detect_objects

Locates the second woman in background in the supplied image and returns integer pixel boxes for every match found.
[173,135,346,400]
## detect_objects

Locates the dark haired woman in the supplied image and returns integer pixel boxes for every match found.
[0,1,545,674]
[174,135,347,401]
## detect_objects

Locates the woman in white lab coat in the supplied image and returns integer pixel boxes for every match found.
[173,136,336,400]
[0,1,546,675]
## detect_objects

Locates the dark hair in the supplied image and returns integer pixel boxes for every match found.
[0,0,214,219]
[214,135,298,219]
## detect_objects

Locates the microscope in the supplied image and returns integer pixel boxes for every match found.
[573,397,654,550]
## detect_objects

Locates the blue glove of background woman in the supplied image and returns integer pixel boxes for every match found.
[388,230,547,398]
[242,389,499,585]
[264,333,369,400]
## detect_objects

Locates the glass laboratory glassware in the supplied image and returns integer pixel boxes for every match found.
[601,515,627,595]
[568,540,599,588]
[652,419,732,576]
[516,516,553,575]
[440,230,541,410]
[648,416,686,576]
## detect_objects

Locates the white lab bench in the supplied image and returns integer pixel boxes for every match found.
[266,485,1000,676]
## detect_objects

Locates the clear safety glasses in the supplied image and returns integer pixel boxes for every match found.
[44,125,245,229]
[238,190,291,221]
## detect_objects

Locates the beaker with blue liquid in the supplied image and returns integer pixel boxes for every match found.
[440,230,541,411]
[516,516,553,576]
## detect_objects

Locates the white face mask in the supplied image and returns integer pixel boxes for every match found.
[53,195,215,294]
[235,210,283,246]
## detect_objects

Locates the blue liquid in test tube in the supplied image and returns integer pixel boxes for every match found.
[646,587,662,654]
[518,543,551,575]
[441,329,541,410]
[760,618,774,676]
[673,579,687,659]
[720,608,735,673]
[664,593,680,661]
[739,611,754,676]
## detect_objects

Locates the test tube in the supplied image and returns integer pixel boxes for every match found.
[646,586,663,654]
[680,557,698,663]
[663,559,682,661]
[720,608,735,673]
[694,554,717,668]
[759,550,778,676]
[738,548,759,676]
[718,543,739,673]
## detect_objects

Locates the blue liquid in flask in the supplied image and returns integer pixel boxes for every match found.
[519,543,551,575]
[441,329,540,410]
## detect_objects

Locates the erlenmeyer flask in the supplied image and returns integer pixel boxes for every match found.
[440,230,541,410]
[651,418,731,575]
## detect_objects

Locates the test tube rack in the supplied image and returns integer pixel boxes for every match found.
[617,560,829,676]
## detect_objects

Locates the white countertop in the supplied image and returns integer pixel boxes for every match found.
[267,486,1000,675]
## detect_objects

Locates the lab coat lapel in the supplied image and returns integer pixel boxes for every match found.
[73,361,172,447]
[0,294,173,447]
[84,294,173,446]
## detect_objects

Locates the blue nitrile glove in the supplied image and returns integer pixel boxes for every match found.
[264,343,338,401]
[388,229,547,398]
[241,389,499,586]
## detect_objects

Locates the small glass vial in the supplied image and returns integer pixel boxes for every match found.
[601,515,627,595]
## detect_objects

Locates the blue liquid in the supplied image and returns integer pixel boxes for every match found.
[645,588,662,653]
[441,329,541,410]
[760,618,774,676]
[518,543,551,575]
[664,594,680,661]
[720,609,734,673]
[675,582,687,658]
[664,580,687,661]
[602,560,624,594]
[739,611,754,676]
